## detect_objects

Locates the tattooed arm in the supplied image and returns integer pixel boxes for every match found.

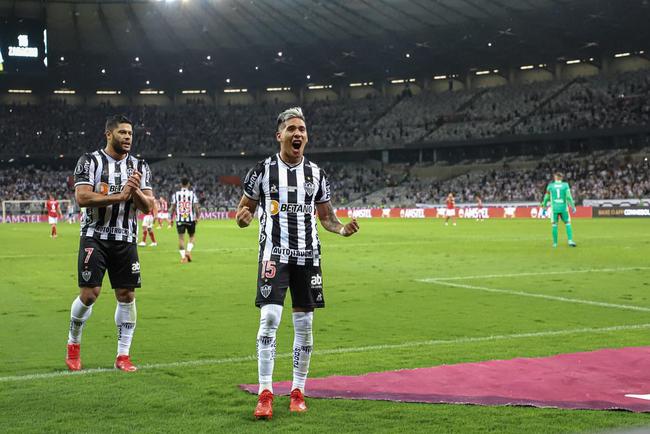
[316,201,359,237]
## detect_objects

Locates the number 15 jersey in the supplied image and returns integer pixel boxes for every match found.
[243,154,330,266]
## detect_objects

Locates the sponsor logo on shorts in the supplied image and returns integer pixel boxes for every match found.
[81,270,92,282]
[260,284,272,299]
[131,261,140,274]
[310,274,322,289]
[271,247,314,258]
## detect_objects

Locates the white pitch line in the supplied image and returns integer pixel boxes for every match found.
[422,280,650,312]
[2,323,650,383]
[421,267,650,282]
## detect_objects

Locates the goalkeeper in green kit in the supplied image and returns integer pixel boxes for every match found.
[541,172,577,248]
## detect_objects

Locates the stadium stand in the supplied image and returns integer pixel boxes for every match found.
[1,69,649,158]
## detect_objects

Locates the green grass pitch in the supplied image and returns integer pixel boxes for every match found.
[1,218,650,433]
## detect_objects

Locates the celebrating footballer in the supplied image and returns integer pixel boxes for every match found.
[236,107,359,419]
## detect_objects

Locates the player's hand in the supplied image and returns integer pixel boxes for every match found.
[340,218,359,237]
[571,207,577,214]
[126,171,142,190]
[120,183,134,200]
[236,206,253,228]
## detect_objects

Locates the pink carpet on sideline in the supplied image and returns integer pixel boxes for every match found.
[240,346,650,412]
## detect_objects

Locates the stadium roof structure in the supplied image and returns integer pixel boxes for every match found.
[0,0,649,92]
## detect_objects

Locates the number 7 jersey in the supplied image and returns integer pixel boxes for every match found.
[243,154,330,266]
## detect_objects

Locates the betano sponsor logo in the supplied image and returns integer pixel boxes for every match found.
[270,200,314,215]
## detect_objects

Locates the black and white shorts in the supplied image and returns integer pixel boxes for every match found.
[176,221,196,236]
[256,261,325,309]
[77,237,141,289]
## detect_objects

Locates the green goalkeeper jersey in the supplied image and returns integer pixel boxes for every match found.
[542,181,575,212]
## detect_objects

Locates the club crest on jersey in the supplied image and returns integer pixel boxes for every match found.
[260,284,272,299]
[82,271,92,282]
[270,184,279,194]
[126,167,134,177]
[304,181,315,197]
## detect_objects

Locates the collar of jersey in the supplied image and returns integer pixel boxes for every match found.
[277,153,303,170]
[101,148,129,162]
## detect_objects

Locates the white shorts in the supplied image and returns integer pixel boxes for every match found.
[48,216,58,225]
[157,212,169,220]
[446,209,456,217]
[142,215,154,228]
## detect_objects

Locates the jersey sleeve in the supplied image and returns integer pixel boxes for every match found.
[73,154,95,187]
[170,193,176,205]
[243,162,264,201]
[192,191,199,204]
[315,169,331,204]
[565,184,575,207]
[139,160,152,191]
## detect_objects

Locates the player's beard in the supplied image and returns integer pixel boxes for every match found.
[111,135,130,155]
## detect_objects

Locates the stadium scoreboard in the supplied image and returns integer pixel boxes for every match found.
[0,18,48,75]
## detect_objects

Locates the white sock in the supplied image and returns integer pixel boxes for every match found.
[179,250,185,258]
[115,300,137,356]
[291,312,314,393]
[257,304,283,394]
[68,296,93,344]
[187,242,194,252]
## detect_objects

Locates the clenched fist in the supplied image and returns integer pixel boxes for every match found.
[236,205,254,228]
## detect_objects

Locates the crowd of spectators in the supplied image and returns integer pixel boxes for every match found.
[0,94,395,158]
[358,154,650,207]
[2,69,649,158]
[2,152,647,214]
[0,159,395,212]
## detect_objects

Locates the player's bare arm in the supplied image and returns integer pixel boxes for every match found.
[192,203,200,222]
[133,189,155,214]
[75,184,132,208]
[168,202,176,219]
[236,195,258,228]
[316,200,359,237]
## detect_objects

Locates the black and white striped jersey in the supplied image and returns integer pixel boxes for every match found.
[243,154,331,266]
[73,149,152,243]
[171,188,199,223]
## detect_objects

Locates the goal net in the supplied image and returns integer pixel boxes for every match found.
[2,200,73,223]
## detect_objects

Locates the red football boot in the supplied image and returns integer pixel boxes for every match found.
[289,388,308,413]
[114,355,138,372]
[65,343,82,371]
[254,390,274,420]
